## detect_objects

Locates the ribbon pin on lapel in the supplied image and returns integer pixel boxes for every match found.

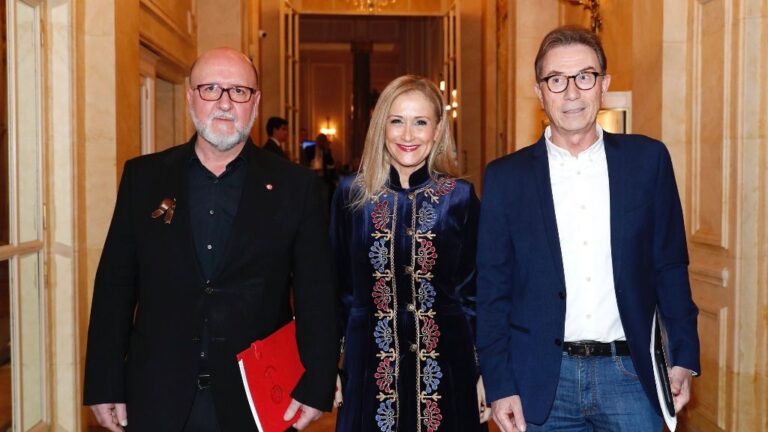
[151,197,176,224]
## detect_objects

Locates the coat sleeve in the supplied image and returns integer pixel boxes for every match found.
[453,184,480,338]
[452,183,481,374]
[290,174,340,411]
[652,144,701,374]
[83,160,140,405]
[329,178,353,343]
[476,163,519,402]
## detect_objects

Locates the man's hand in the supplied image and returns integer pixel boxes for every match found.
[334,374,344,408]
[476,377,492,423]
[90,403,127,432]
[283,398,323,430]
[669,366,693,413]
[491,395,526,432]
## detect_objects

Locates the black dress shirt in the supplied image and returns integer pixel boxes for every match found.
[187,143,250,362]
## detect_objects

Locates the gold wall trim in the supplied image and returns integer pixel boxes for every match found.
[0,241,44,261]
[139,1,196,74]
[690,264,729,288]
[141,0,191,40]
[690,0,732,250]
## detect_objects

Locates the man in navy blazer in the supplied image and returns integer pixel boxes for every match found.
[477,27,700,431]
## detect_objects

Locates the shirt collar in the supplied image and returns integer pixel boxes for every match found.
[189,134,253,170]
[388,163,431,190]
[544,125,604,161]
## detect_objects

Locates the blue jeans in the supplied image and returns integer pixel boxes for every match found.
[527,351,661,432]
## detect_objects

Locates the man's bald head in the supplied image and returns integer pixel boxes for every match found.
[186,47,261,153]
[189,47,259,89]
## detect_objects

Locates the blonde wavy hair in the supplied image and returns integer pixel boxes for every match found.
[351,75,457,209]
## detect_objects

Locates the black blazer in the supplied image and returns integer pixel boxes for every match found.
[263,137,287,158]
[84,136,339,431]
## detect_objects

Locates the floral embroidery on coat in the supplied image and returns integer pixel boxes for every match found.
[367,176,457,431]
[375,399,396,432]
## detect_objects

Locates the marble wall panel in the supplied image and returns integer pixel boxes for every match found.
[691,0,729,248]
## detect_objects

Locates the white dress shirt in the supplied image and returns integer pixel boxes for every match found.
[545,125,626,343]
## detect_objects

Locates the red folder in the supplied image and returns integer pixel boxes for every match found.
[237,321,305,432]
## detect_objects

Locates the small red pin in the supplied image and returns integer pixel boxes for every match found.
[266,183,273,190]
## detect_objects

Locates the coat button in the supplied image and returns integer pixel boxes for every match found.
[404,266,413,275]
[558,291,566,300]
[204,286,213,294]
[410,344,418,352]
[407,193,415,200]
[554,338,562,346]
[406,228,414,236]
[407,303,416,312]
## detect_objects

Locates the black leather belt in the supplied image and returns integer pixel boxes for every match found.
[197,374,212,390]
[563,340,630,357]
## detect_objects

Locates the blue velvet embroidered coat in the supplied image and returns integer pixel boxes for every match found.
[331,166,485,432]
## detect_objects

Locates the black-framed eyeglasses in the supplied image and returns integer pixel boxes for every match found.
[538,71,604,93]
[194,83,256,103]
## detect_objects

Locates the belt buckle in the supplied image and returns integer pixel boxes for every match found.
[197,373,212,390]
[583,343,594,356]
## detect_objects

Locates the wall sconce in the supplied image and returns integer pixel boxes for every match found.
[320,116,336,138]
[440,80,459,119]
[348,0,397,13]
[564,0,603,34]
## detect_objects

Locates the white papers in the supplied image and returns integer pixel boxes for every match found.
[238,358,266,432]
[651,311,677,431]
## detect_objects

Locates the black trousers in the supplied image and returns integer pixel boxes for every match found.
[182,386,221,432]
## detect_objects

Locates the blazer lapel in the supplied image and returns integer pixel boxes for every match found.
[212,143,278,278]
[604,132,626,286]
[531,136,566,288]
[161,136,206,283]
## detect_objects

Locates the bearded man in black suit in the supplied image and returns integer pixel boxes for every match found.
[83,47,338,432]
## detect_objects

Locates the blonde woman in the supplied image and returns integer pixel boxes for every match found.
[330,75,489,431]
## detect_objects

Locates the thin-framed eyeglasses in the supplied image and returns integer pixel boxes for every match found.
[194,83,256,103]
[538,71,604,93]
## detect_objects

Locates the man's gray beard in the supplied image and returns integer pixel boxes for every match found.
[190,109,256,152]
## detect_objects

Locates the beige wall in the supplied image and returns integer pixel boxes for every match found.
[197,0,243,53]
[458,0,484,185]
[140,0,197,73]
[512,0,558,151]
[661,0,767,430]
[258,0,282,146]
[498,0,664,157]
[78,0,120,428]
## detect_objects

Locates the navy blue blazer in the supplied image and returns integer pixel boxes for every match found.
[476,132,700,423]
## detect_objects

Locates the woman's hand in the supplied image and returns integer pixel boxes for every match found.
[477,376,492,423]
